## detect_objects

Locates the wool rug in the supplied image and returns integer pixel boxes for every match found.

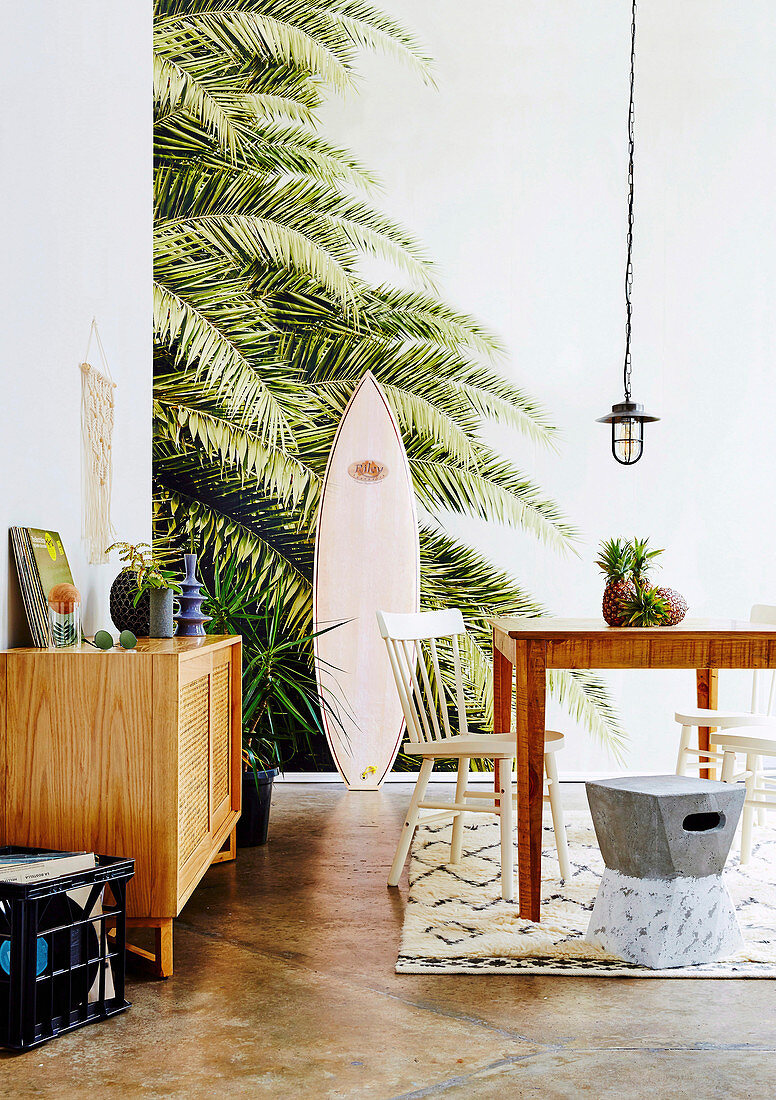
[396,811,776,976]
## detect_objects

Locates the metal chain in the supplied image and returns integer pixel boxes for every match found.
[623,0,636,402]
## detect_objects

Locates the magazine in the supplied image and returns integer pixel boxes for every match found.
[9,528,75,647]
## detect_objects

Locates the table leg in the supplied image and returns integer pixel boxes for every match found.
[493,633,513,735]
[696,669,718,779]
[493,633,513,810]
[515,640,547,922]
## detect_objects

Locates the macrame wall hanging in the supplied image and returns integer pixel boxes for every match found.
[80,319,117,564]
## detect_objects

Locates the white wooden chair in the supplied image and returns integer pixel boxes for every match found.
[675,605,776,784]
[377,608,570,902]
[719,731,776,862]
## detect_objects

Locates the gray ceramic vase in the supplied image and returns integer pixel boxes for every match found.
[149,587,176,639]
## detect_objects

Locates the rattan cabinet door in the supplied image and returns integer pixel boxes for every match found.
[210,651,232,832]
[178,673,211,870]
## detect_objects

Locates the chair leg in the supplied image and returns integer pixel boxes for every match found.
[720,749,736,783]
[388,758,434,886]
[545,751,571,881]
[498,757,515,902]
[450,757,470,863]
[741,753,757,865]
[756,755,767,826]
[675,725,692,775]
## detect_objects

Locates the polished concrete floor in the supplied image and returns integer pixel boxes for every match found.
[3,783,775,1098]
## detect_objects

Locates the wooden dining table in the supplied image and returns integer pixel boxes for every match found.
[489,617,776,922]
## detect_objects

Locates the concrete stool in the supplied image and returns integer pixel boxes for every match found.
[585,775,745,968]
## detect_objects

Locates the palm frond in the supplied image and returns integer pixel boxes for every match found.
[549,671,628,764]
[358,284,505,360]
[419,524,544,619]
[157,215,359,307]
[412,456,577,552]
[155,0,434,81]
[283,333,555,448]
[153,282,296,444]
[156,165,436,290]
[380,385,480,467]
[242,92,315,124]
[320,1,435,83]
[156,10,354,91]
[154,54,242,156]
[156,482,313,630]
[155,397,318,519]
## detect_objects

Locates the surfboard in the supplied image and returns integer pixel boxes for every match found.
[313,371,419,790]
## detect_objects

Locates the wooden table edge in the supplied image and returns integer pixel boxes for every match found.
[488,618,776,642]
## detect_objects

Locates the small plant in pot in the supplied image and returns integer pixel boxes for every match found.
[203,560,348,846]
[107,541,182,638]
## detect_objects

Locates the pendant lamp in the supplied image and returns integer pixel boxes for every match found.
[597,0,659,465]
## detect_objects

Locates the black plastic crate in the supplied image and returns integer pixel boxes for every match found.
[0,847,134,1052]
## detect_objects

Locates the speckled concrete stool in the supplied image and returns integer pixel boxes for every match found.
[585,775,746,969]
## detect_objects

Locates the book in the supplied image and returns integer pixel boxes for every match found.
[10,527,75,647]
[10,528,45,646]
[0,850,87,864]
[0,852,95,884]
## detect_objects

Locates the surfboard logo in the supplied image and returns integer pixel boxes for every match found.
[348,460,388,483]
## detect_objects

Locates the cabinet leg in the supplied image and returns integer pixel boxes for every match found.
[155,919,174,978]
[210,826,237,865]
[125,918,174,979]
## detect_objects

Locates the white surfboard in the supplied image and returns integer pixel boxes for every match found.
[313,371,419,790]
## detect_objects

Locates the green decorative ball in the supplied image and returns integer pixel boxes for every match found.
[119,630,137,650]
[93,630,114,650]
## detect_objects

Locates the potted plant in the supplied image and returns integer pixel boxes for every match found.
[204,559,348,846]
[107,541,182,638]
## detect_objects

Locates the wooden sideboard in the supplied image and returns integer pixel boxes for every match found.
[0,635,242,976]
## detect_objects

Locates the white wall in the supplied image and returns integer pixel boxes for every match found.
[322,1,776,775]
[0,1,152,647]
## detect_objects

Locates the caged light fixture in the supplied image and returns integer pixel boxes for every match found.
[597,0,659,465]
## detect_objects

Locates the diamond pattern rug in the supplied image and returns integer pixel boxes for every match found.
[396,811,776,976]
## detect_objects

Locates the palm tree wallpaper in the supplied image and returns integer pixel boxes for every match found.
[152,0,625,768]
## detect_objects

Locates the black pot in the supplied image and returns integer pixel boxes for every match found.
[110,570,150,636]
[237,769,278,847]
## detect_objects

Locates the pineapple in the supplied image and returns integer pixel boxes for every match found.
[655,586,687,626]
[621,585,671,627]
[596,538,636,626]
[630,537,664,589]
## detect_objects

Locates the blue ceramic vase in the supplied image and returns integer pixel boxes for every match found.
[174,554,211,637]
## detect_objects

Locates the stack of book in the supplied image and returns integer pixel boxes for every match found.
[0,850,96,884]
[10,527,75,647]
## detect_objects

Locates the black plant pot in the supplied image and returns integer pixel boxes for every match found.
[110,570,150,636]
[237,769,278,847]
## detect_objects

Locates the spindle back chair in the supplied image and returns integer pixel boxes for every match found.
[378,609,570,900]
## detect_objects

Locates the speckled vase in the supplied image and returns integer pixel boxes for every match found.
[174,553,211,637]
[149,587,175,639]
[110,570,150,636]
